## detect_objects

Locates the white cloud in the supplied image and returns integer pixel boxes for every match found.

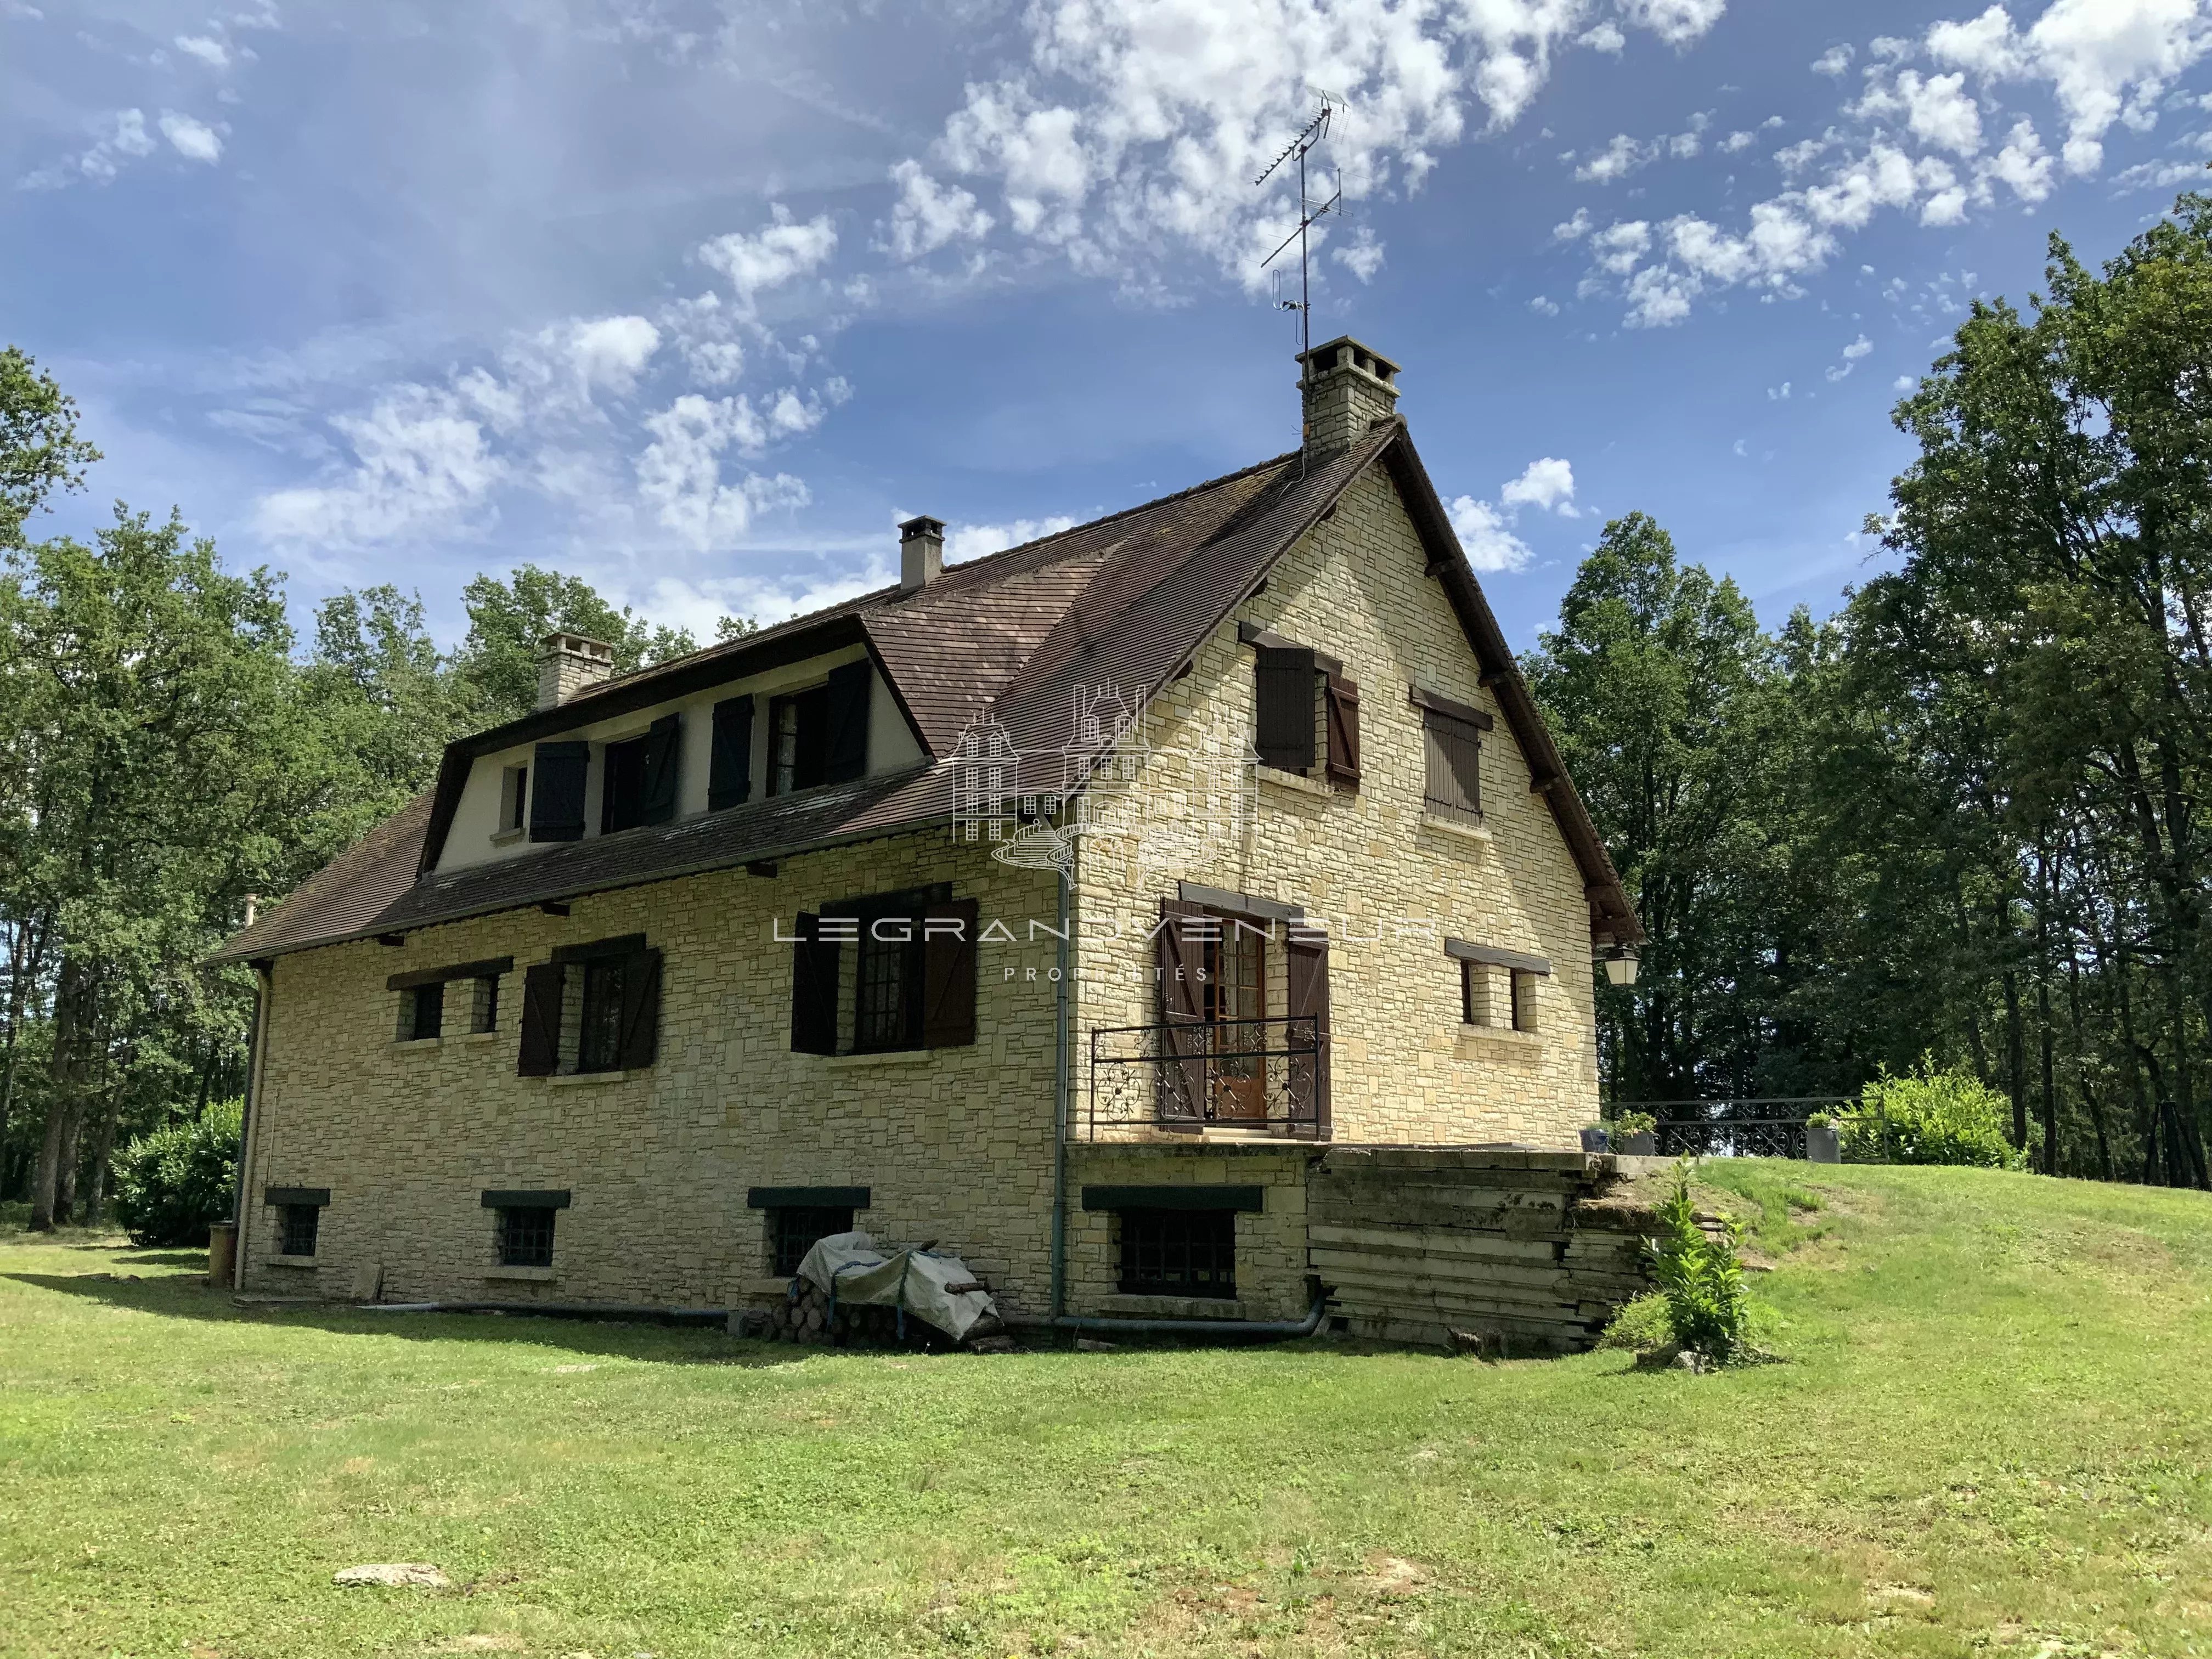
[1499,456,1578,515]
[1769,381,1792,399]
[1553,207,1594,241]
[1987,117,2058,198]
[1893,374,1916,390]
[698,205,839,312]
[1618,0,1729,48]
[1854,69,1984,155]
[19,108,155,189]
[1577,133,1656,182]
[1581,21,1626,52]
[1528,294,1561,314]
[1719,129,1756,153]
[1331,226,1386,281]
[256,383,505,546]
[1448,496,1532,573]
[1813,44,1855,76]
[1827,334,1874,379]
[174,34,230,67]
[945,516,1080,563]
[884,159,994,261]
[159,111,223,164]
[1590,219,1652,274]
[635,394,813,550]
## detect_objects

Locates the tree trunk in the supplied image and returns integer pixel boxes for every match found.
[80,1103,119,1227]
[2002,963,2028,1152]
[28,953,91,1230]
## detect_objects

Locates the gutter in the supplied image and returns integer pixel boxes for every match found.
[230,961,273,1290]
[1048,854,1072,1321]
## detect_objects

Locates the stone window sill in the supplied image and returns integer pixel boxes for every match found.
[1461,1023,1542,1045]
[1258,766,1335,800]
[456,1030,501,1045]
[489,826,526,845]
[264,1255,319,1269]
[393,1036,442,1052]
[1421,813,1493,844]
[546,1068,637,1086]
[822,1048,932,1067]
[484,1265,556,1282]
[1098,1293,1245,1319]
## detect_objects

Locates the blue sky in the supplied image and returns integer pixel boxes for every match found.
[7,0,2210,653]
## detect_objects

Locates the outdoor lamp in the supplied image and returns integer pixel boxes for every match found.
[1601,946,1640,988]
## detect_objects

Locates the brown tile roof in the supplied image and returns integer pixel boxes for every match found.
[213,424,1639,963]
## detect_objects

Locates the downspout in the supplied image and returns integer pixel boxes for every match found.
[230,961,273,1290]
[1048,850,1073,1322]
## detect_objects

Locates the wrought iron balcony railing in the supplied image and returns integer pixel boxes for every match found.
[1086,1014,1324,1139]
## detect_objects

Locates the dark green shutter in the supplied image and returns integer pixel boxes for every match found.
[709,695,753,810]
[639,714,681,826]
[528,741,591,842]
[922,898,979,1048]
[1254,646,1316,771]
[618,947,663,1069]
[822,659,871,785]
[790,913,839,1054]
[517,962,564,1075]
[1323,673,1360,788]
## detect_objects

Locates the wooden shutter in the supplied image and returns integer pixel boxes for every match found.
[822,659,872,785]
[639,714,681,826]
[708,695,753,811]
[919,898,980,1048]
[1286,932,1331,1138]
[1156,899,1210,1121]
[789,913,839,1054]
[1254,645,1316,771]
[528,741,590,842]
[517,962,564,1076]
[1323,673,1361,789]
[618,947,663,1069]
[1422,710,1482,823]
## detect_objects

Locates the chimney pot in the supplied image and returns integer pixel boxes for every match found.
[899,515,945,593]
[1297,334,1402,453]
[535,631,617,710]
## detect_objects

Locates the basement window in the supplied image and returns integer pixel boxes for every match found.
[278,1203,320,1257]
[770,1205,854,1277]
[1117,1207,1237,1299]
[495,1206,556,1268]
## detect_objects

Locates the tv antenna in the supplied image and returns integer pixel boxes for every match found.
[1256,97,1342,370]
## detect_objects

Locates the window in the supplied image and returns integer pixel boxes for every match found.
[498,764,529,835]
[1118,1207,1237,1298]
[770,1205,854,1276]
[854,921,921,1052]
[1449,939,1548,1033]
[469,973,500,1034]
[1512,969,1539,1034]
[400,982,443,1041]
[599,713,681,837]
[577,955,629,1073]
[278,1203,320,1257]
[789,891,978,1056]
[769,661,871,795]
[496,1206,556,1268]
[1424,708,1483,825]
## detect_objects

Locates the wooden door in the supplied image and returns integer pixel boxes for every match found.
[1204,928,1268,1121]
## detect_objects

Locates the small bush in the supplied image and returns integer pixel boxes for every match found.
[1645,1160,1751,1364]
[1598,1292,1674,1351]
[1612,1110,1658,1140]
[112,1099,242,1247]
[1848,1057,2023,1169]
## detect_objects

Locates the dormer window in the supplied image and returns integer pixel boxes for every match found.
[598,714,681,836]
[498,764,528,837]
[767,661,872,797]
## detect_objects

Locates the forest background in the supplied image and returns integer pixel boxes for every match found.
[8,190,2212,1228]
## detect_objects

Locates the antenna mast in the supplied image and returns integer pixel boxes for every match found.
[1256,99,1342,371]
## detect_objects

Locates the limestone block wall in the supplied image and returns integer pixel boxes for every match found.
[1072,466,1602,1148]
[240,835,1065,1312]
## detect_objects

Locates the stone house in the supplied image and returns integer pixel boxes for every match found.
[213,338,1644,1338]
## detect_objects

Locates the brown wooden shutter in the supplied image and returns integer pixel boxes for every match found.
[1286,932,1331,1138]
[618,947,663,1069]
[708,695,753,810]
[517,962,564,1076]
[1254,645,1316,771]
[528,741,590,842]
[822,659,871,785]
[1156,899,1210,1121]
[1323,673,1361,789]
[639,715,681,826]
[921,898,979,1048]
[790,913,839,1054]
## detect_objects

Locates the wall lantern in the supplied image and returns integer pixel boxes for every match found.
[1601,946,1640,988]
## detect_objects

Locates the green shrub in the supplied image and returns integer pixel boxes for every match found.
[1598,1291,1674,1351]
[1611,1109,1658,1140]
[112,1099,242,1247]
[1848,1057,2023,1169]
[1645,1160,1751,1364]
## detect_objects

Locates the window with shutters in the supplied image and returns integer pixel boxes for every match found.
[517,938,662,1077]
[1423,708,1483,825]
[789,891,977,1056]
[767,659,870,797]
[600,732,650,833]
[854,921,920,1052]
[496,764,528,838]
[1451,940,1547,1035]
[577,955,629,1073]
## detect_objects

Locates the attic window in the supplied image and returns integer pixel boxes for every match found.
[498,765,528,836]
[600,713,681,836]
[1243,625,1358,790]
[767,660,872,797]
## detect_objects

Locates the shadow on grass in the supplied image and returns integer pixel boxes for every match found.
[2,1270,820,1367]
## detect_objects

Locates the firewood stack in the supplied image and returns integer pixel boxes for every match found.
[749,1282,1000,1350]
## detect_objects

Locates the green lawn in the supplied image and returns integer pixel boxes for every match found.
[3,1164,2209,1658]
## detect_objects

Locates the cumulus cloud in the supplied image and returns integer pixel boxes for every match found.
[945,515,1080,563]
[174,33,230,67]
[1331,225,1387,281]
[884,159,994,261]
[635,394,814,550]
[1499,456,1579,515]
[18,108,155,188]
[1576,133,1657,182]
[1813,44,1855,76]
[1581,21,1627,52]
[159,111,223,163]
[698,205,839,312]
[1449,454,1581,572]
[1826,334,1874,379]
[1528,294,1561,314]
[255,383,506,545]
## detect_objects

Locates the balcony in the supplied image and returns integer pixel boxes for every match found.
[1085,1014,1324,1139]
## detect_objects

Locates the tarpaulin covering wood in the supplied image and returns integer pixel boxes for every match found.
[794,1231,997,1341]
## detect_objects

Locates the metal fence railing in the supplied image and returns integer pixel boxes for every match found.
[1087,1014,1324,1139]
[1606,1098,1863,1161]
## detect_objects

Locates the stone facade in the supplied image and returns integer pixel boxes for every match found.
[238,440,1609,1330]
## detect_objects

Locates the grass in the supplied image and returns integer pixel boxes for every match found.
[3,1164,2210,1658]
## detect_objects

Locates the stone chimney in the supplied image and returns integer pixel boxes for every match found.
[535,631,616,710]
[899,515,945,594]
[1297,335,1402,452]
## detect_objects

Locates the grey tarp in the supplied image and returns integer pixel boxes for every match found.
[794,1230,998,1341]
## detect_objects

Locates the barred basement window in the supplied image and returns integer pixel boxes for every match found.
[770,1205,854,1277]
[278,1203,319,1257]
[1117,1206,1237,1299]
[496,1206,556,1268]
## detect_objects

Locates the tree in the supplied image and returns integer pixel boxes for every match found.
[0,347,101,546]
[451,566,697,727]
